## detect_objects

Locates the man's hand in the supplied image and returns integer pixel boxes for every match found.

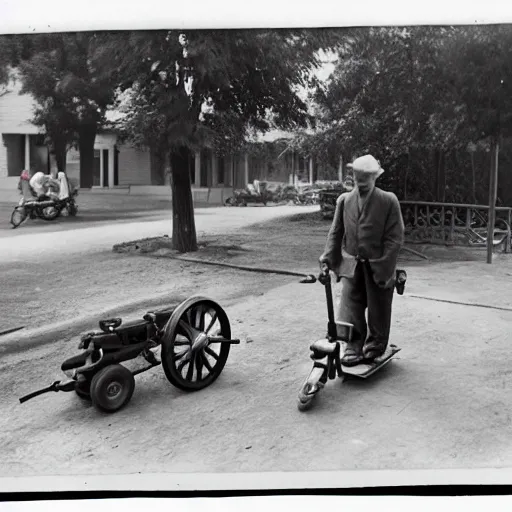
[318,258,331,280]
[318,256,329,270]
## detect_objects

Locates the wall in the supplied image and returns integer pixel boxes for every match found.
[117,144,151,186]
[0,73,41,136]
[232,155,246,189]
[65,147,81,185]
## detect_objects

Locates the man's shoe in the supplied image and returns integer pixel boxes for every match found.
[340,345,364,367]
[362,340,387,361]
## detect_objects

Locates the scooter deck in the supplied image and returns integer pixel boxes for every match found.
[341,345,401,378]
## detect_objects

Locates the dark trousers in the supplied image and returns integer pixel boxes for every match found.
[338,261,394,352]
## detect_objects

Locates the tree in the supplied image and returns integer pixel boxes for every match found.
[302,26,452,198]
[294,25,512,206]
[106,29,341,252]
[0,32,120,182]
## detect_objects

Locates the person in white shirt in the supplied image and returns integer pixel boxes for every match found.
[29,171,51,199]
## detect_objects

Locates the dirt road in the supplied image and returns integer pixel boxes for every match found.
[2,265,512,478]
[0,205,316,333]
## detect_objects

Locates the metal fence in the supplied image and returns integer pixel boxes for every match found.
[401,201,512,253]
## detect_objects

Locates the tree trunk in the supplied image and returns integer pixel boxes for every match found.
[487,139,499,264]
[436,150,445,202]
[470,151,476,203]
[435,149,441,201]
[150,146,166,185]
[404,151,411,200]
[53,138,67,173]
[170,146,198,253]
[78,125,97,189]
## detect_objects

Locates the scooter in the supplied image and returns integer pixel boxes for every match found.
[296,265,407,411]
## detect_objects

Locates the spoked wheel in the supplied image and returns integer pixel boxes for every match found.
[161,297,234,391]
[10,206,28,228]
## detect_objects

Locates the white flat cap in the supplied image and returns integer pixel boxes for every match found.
[346,154,384,176]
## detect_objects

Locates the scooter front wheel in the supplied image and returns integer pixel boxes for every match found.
[297,364,327,412]
[297,382,320,411]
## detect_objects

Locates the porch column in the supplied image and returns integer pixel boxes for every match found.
[194,150,201,187]
[338,155,343,182]
[108,147,115,188]
[309,157,314,184]
[24,134,30,170]
[244,153,249,186]
[211,152,218,187]
[99,149,104,187]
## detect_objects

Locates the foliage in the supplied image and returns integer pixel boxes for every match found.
[293,25,512,205]
[98,28,343,251]
[107,29,344,152]
[0,32,122,177]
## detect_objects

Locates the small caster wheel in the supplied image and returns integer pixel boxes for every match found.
[90,364,135,413]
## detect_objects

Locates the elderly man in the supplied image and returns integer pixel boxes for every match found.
[319,154,405,366]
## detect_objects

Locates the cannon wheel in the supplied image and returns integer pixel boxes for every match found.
[89,364,135,413]
[161,297,232,391]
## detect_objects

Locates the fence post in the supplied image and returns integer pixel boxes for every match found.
[507,208,512,253]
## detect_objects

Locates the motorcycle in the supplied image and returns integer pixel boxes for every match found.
[293,185,320,205]
[10,172,78,228]
[224,180,274,207]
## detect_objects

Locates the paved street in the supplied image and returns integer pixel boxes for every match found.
[0,195,312,263]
